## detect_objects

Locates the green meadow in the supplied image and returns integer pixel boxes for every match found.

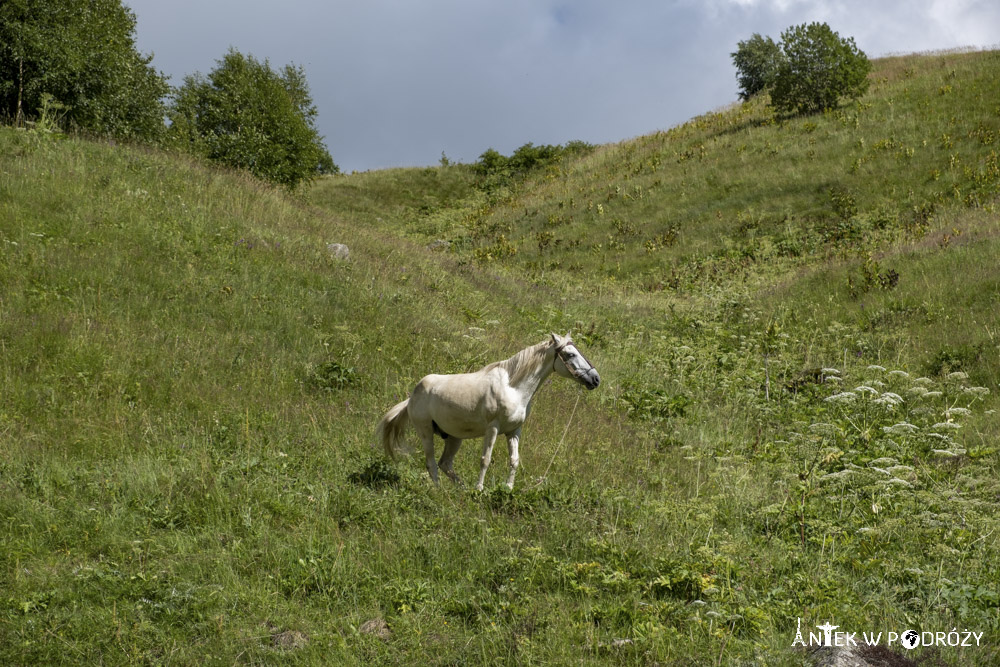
[2,49,999,664]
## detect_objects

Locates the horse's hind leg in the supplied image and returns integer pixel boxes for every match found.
[414,422,439,484]
[438,436,463,485]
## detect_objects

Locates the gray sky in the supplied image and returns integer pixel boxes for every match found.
[125,0,998,172]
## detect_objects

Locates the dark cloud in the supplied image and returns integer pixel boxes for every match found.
[125,0,998,171]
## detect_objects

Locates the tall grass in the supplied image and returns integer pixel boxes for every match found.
[2,49,998,664]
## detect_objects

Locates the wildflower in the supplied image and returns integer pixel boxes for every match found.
[824,392,857,403]
[868,457,899,467]
[907,386,929,396]
[913,377,935,386]
[883,422,918,435]
[944,407,972,418]
[964,386,990,397]
[854,385,879,395]
[946,371,969,381]
[875,392,904,407]
[820,469,854,482]
[922,391,943,398]
[821,367,841,375]
[931,448,964,457]
[888,370,910,379]
[824,376,842,383]
[867,365,887,372]
[880,478,912,488]
[931,422,961,430]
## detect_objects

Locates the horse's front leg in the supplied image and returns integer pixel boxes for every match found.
[475,425,499,491]
[505,428,521,490]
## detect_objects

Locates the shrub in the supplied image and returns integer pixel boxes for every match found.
[168,49,336,188]
[770,22,872,115]
[473,141,594,193]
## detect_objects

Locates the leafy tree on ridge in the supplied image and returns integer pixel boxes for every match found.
[731,33,782,101]
[168,49,336,189]
[771,22,872,114]
[0,0,169,140]
[732,22,872,115]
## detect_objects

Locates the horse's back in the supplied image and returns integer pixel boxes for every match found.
[410,370,505,438]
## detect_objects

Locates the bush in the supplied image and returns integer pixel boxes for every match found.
[0,0,169,140]
[168,49,336,188]
[731,33,782,101]
[473,140,594,193]
[770,22,871,115]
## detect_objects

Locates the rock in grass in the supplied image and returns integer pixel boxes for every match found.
[359,617,391,640]
[810,643,917,667]
[272,629,308,650]
[327,243,350,260]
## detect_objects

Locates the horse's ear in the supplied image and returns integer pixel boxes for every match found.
[550,332,562,346]
[565,330,574,341]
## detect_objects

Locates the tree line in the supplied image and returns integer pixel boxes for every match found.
[0,0,335,188]
[1,3,872,189]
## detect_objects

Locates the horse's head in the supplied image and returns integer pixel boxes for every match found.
[551,333,601,390]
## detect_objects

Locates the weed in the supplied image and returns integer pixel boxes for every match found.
[304,359,360,392]
[620,384,691,421]
[847,255,900,298]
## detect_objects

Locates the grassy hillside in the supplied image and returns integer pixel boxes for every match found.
[411,50,1000,285]
[1,49,998,665]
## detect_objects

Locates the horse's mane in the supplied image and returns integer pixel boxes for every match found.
[483,339,553,386]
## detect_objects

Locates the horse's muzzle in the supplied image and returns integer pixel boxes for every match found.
[583,369,601,390]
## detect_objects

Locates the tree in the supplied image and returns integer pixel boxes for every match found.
[770,22,872,115]
[168,49,336,188]
[731,33,782,101]
[0,0,169,140]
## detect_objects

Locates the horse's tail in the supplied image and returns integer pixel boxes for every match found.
[376,399,410,460]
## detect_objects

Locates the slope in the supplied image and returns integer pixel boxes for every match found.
[310,48,1000,664]
[0,48,997,665]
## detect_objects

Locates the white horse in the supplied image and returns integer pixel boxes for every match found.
[377,333,600,490]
